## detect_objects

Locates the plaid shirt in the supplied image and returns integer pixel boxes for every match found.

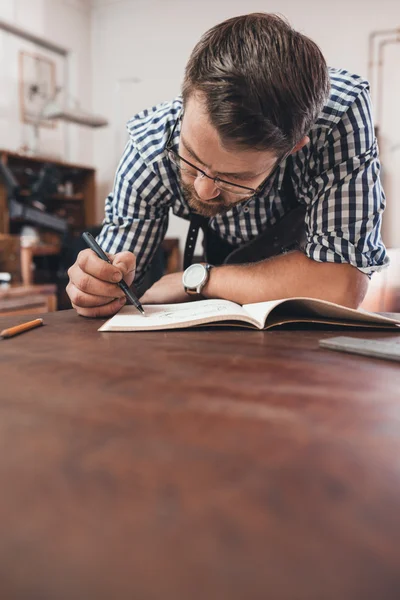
[97,67,388,285]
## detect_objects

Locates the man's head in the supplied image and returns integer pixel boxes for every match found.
[176,13,330,217]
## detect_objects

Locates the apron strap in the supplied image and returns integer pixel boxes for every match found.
[183,213,208,270]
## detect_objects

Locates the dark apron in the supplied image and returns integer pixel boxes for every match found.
[183,164,307,269]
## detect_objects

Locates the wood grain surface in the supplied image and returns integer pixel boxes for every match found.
[1,310,400,600]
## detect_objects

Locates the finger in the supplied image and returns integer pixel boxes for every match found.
[68,262,126,298]
[66,281,125,308]
[76,248,128,284]
[72,296,127,318]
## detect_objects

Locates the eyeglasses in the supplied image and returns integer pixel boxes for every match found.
[166,111,291,199]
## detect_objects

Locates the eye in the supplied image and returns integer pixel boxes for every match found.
[183,163,197,175]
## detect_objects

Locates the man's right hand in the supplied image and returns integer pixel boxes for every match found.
[67,249,136,318]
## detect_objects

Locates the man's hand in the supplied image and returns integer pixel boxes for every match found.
[67,249,136,317]
[140,272,190,304]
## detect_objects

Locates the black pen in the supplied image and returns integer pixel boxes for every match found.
[82,232,145,315]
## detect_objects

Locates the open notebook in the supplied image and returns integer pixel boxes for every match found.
[98,297,400,332]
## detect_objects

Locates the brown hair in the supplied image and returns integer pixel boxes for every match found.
[182,13,330,153]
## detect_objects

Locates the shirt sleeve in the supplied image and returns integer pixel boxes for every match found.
[96,140,171,286]
[299,85,389,276]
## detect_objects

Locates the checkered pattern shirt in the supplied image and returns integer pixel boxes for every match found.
[97,67,389,285]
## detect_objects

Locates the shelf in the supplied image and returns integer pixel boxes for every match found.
[0,148,95,172]
[51,193,84,201]
[0,283,57,314]
[0,149,96,306]
[19,191,84,202]
[25,244,61,257]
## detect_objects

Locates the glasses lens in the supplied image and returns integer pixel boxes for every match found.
[168,151,197,178]
[168,150,254,196]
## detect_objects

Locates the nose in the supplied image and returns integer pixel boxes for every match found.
[194,173,220,200]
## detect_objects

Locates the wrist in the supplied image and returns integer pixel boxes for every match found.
[201,264,218,298]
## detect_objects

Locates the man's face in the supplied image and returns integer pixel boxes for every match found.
[179,94,280,218]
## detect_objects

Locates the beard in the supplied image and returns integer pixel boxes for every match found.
[180,178,243,218]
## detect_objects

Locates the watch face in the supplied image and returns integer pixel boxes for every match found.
[184,264,206,288]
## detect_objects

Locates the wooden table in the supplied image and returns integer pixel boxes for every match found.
[1,310,400,600]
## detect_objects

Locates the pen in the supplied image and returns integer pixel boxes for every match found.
[1,318,44,339]
[82,231,145,315]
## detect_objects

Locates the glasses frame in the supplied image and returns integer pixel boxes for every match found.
[165,111,292,199]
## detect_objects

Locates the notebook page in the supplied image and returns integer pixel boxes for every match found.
[242,299,284,327]
[99,299,252,331]
[243,297,400,329]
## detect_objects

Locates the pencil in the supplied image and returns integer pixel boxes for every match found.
[0,318,44,339]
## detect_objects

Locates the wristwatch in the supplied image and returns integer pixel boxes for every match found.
[182,263,213,296]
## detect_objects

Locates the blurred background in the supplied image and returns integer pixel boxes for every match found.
[0,0,399,313]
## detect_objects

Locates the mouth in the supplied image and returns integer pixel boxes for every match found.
[199,197,224,205]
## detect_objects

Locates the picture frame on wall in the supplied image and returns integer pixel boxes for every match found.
[19,50,57,128]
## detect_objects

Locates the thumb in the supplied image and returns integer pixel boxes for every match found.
[112,251,136,285]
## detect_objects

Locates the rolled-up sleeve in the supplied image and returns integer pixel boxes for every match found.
[302,85,389,276]
[96,140,171,285]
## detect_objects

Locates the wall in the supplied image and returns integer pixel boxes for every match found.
[91,0,400,251]
[0,0,94,166]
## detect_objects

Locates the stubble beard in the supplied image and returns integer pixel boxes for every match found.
[180,178,242,218]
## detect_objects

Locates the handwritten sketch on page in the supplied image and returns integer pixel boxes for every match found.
[99,299,248,331]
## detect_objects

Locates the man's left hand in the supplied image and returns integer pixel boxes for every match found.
[140,272,191,304]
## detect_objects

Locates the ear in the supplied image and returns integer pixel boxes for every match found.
[290,136,310,154]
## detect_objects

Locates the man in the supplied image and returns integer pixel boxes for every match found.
[67,13,388,318]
